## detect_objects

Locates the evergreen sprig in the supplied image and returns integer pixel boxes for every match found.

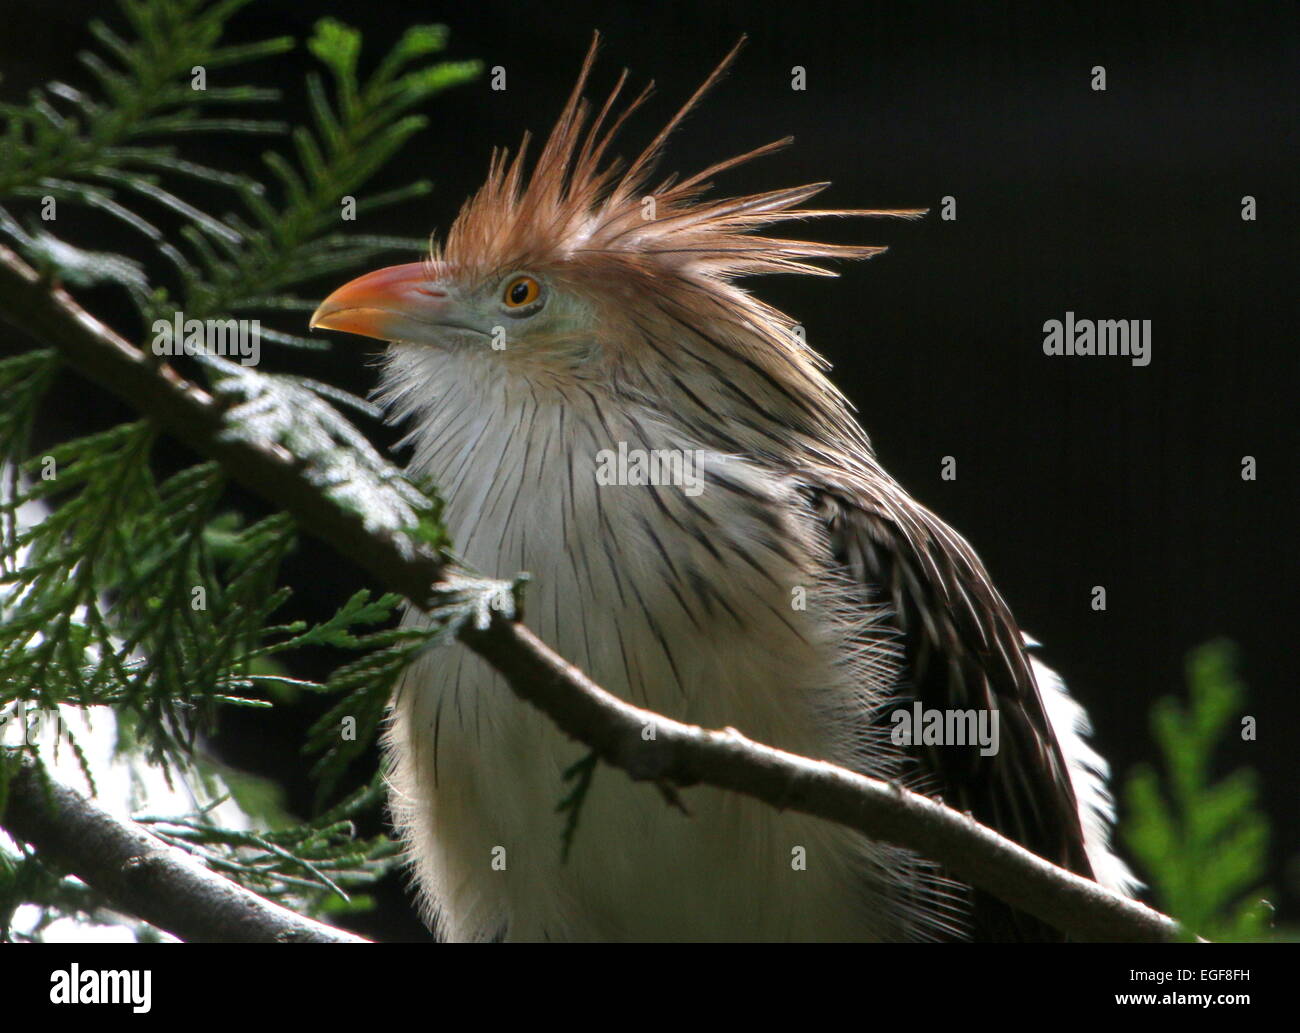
[1122,640,1273,941]
[134,778,401,911]
[0,0,293,289]
[175,17,480,348]
[0,0,479,939]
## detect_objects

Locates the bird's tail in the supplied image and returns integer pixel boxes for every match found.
[1026,648,1143,897]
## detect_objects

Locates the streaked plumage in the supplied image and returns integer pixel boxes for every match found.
[313,35,1137,941]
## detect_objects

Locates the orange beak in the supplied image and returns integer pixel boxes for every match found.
[310,262,449,343]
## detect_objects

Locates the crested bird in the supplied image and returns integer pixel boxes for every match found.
[311,36,1138,941]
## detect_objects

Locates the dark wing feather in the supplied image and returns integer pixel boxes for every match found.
[803,468,1094,941]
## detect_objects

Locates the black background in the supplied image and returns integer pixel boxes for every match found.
[1,0,1295,940]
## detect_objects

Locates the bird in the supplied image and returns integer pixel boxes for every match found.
[310,35,1138,941]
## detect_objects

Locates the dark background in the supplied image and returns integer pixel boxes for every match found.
[1,0,1295,940]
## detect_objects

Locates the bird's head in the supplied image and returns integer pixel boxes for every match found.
[311,34,923,443]
[309,258,598,370]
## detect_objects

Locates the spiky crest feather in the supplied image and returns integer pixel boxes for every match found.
[438,34,924,287]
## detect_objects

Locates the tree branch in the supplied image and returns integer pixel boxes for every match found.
[0,244,1181,941]
[0,246,443,605]
[2,758,367,943]
[460,618,1179,942]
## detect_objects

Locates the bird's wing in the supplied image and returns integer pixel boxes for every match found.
[802,469,1094,940]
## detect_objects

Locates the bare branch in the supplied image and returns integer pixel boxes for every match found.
[460,618,1180,942]
[2,758,368,943]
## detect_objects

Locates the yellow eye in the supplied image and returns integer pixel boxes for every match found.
[502,275,541,308]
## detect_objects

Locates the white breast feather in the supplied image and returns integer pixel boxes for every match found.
[375,343,961,941]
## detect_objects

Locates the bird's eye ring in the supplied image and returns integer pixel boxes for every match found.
[502,275,541,309]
